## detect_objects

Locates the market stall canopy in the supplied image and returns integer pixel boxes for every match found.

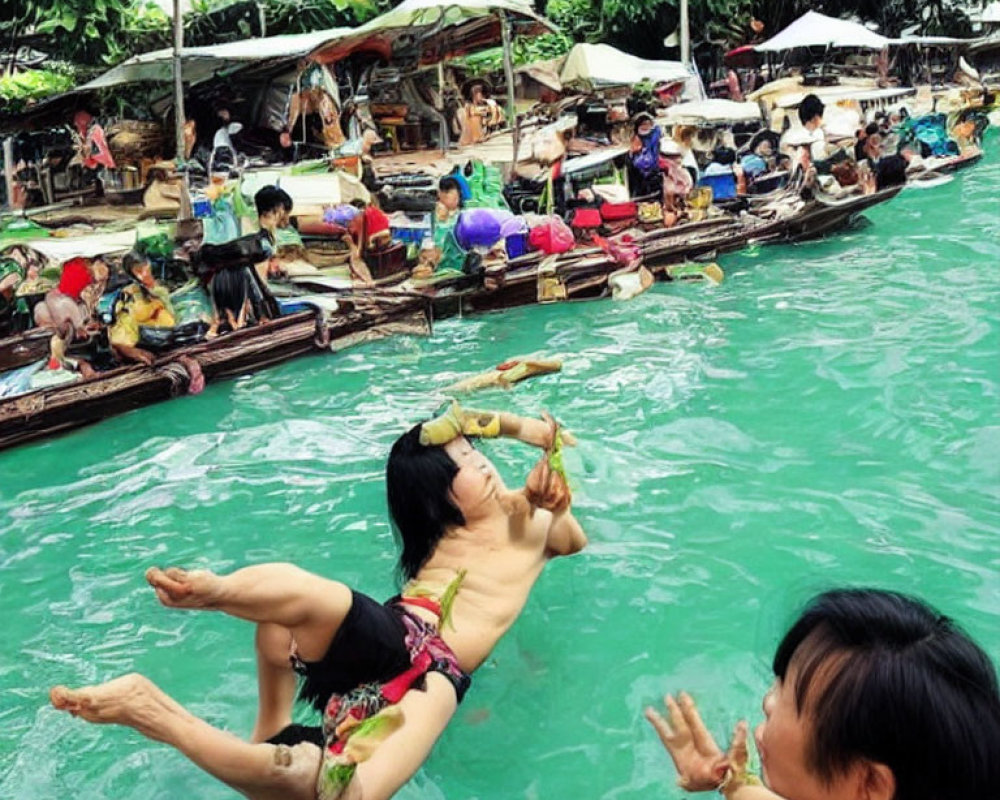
[658,99,763,126]
[308,0,554,65]
[78,27,356,92]
[886,35,982,46]
[559,43,691,90]
[772,85,916,109]
[724,44,759,68]
[754,11,890,52]
[4,230,138,264]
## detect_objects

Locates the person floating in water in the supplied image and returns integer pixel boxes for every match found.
[646,588,1000,800]
[49,408,586,800]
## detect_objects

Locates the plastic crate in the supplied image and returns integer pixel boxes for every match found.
[389,212,432,246]
[505,231,530,259]
[697,172,737,201]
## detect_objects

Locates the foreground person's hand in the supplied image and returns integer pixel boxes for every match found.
[645,692,729,791]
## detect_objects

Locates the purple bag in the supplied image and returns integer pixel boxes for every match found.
[455,209,512,250]
[324,204,361,227]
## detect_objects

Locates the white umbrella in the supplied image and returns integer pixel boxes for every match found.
[755,11,890,52]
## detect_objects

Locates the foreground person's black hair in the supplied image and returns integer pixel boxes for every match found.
[773,588,1000,799]
[386,425,465,581]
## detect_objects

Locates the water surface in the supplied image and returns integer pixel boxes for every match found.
[1,138,998,798]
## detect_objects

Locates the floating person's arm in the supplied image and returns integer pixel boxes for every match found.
[542,506,587,557]
[498,410,575,449]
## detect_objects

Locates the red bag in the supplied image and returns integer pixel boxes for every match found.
[600,201,638,221]
[570,207,602,229]
[528,216,575,254]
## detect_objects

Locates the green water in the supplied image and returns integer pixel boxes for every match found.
[2,140,999,799]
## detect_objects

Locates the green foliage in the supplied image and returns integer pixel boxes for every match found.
[185,0,384,45]
[457,31,573,74]
[0,66,76,112]
[11,0,170,65]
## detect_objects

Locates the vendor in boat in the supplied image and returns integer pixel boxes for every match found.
[70,109,116,179]
[109,250,176,367]
[780,94,827,163]
[33,256,105,341]
[659,139,693,224]
[435,175,465,224]
[458,79,505,146]
[629,112,664,199]
[204,188,282,338]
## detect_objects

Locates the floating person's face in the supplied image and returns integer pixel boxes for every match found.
[444,436,502,517]
[755,659,881,800]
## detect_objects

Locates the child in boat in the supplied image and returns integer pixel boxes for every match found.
[109,250,176,366]
[646,588,1000,800]
[50,408,586,800]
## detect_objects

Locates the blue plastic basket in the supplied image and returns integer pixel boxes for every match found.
[698,172,737,201]
[505,231,530,259]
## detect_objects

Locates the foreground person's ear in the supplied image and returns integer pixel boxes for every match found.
[858,761,895,800]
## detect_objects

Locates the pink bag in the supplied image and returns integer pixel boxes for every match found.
[528,216,575,254]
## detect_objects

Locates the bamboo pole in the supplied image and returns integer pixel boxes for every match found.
[173,0,185,162]
[500,11,518,165]
[679,0,690,65]
[2,137,13,211]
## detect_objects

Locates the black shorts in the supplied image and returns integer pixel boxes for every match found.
[266,590,471,748]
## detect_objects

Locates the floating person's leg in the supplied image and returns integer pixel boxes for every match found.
[251,622,299,744]
[338,672,458,800]
[145,564,353,663]
[50,674,320,800]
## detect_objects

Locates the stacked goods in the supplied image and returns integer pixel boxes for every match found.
[106,120,165,164]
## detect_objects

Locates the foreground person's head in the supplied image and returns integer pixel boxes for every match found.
[387,426,500,580]
[757,588,1000,800]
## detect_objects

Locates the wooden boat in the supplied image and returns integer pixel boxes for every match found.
[277,184,903,320]
[0,293,430,452]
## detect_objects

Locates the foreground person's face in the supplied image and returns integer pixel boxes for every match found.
[755,665,864,800]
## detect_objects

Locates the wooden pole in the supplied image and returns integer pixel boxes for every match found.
[2,137,14,211]
[439,59,448,154]
[680,0,690,65]
[173,0,185,162]
[500,11,518,165]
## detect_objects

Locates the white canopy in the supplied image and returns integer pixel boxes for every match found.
[7,230,138,263]
[79,27,355,92]
[658,99,763,125]
[974,2,1000,24]
[559,43,691,89]
[755,11,890,52]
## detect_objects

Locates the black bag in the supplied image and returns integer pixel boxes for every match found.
[197,233,268,273]
[138,321,209,352]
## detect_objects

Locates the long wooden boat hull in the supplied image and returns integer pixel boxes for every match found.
[0,296,430,452]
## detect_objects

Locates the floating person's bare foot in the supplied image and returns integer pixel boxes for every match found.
[50,673,186,741]
[146,566,222,610]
